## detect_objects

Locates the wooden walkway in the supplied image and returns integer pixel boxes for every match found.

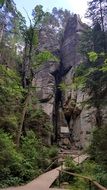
[1,154,89,190]
[1,166,63,190]
[2,153,107,190]
[73,154,89,164]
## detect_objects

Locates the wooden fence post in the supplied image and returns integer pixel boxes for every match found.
[59,170,61,188]
[89,180,92,190]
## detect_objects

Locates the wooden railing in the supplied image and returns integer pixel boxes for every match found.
[43,153,107,190]
[43,156,60,173]
[58,169,107,190]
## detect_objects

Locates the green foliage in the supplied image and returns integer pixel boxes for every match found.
[35,50,58,65]
[0,115,18,135]
[80,161,107,187]
[70,178,89,190]
[74,76,86,90]
[64,156,80,172]
[48,145,58,158]
[0,130,58,188]
[0,65,24,134]
[21,131,44,171]
[100,58,107,72]
[74,62,99,90]
[74,52,107,93]
[58,82,71,92]
[0,61,59,188]
[0,130,41,188]
[57,156,81,188]
[89,125,107,169]
[0,130,21,167]
[79,28,93,55]
[0,130,23,187]
[68,161,107,190]
[24,107,50,131]
[32,30,38,46]
[86,0,107,38]
[0,0,4,8]
[88,51,98,62]
[74,16,107,175]
[21,131,58,176]
[32,5,46,26]
[0,65,23,99]
[75,63,86,76]
[0,2,71,188]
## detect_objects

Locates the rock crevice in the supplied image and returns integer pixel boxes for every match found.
[34,14,98,148]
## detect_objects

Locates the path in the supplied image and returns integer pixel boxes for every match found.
[73,154,89,164]
[1,154,88,190]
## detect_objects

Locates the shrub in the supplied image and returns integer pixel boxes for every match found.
[64,156,80,172]
[0,130,59,188]
[48,145,58,158]
[81,161,107,187]
[0,130,23,188]
[89,125,107,169]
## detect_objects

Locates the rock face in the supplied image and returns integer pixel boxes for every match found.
[33,61,58,120]
[61,14,85,70]
[60,15,97,148]
[33,28,60,122]
[34,14,97,148]
[32,27,60,145]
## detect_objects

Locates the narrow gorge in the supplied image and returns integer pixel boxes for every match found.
[34,14,96,149]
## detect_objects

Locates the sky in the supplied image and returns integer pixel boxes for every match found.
[14,0,89,25]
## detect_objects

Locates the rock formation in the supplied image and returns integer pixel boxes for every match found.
[60,15,96,149]
[34,14,97,149]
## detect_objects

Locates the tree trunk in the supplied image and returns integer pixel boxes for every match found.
[22,27,34,88]
[0,24,5,43]
[16,88,31,147]
[99,0,106,52]
[17,26,34,147]
[99,0,104,32]
[0,0,7,43]
[96,107,102,127]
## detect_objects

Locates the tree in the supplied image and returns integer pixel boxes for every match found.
[0,0,16,42]
[86,0,107,51]
[87,0,106,30]
[79,23,105,57]
[0,0,26,73]
[0,0,5,8]
[76,2,107,166]
[0,64,23,139]
[16,5,58,147]
[79,27,94,56]
[74,51,107,127]
[89,125,107,169]
[92,21,105,52]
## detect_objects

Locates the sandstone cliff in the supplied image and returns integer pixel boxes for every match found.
[34,14,97,149]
